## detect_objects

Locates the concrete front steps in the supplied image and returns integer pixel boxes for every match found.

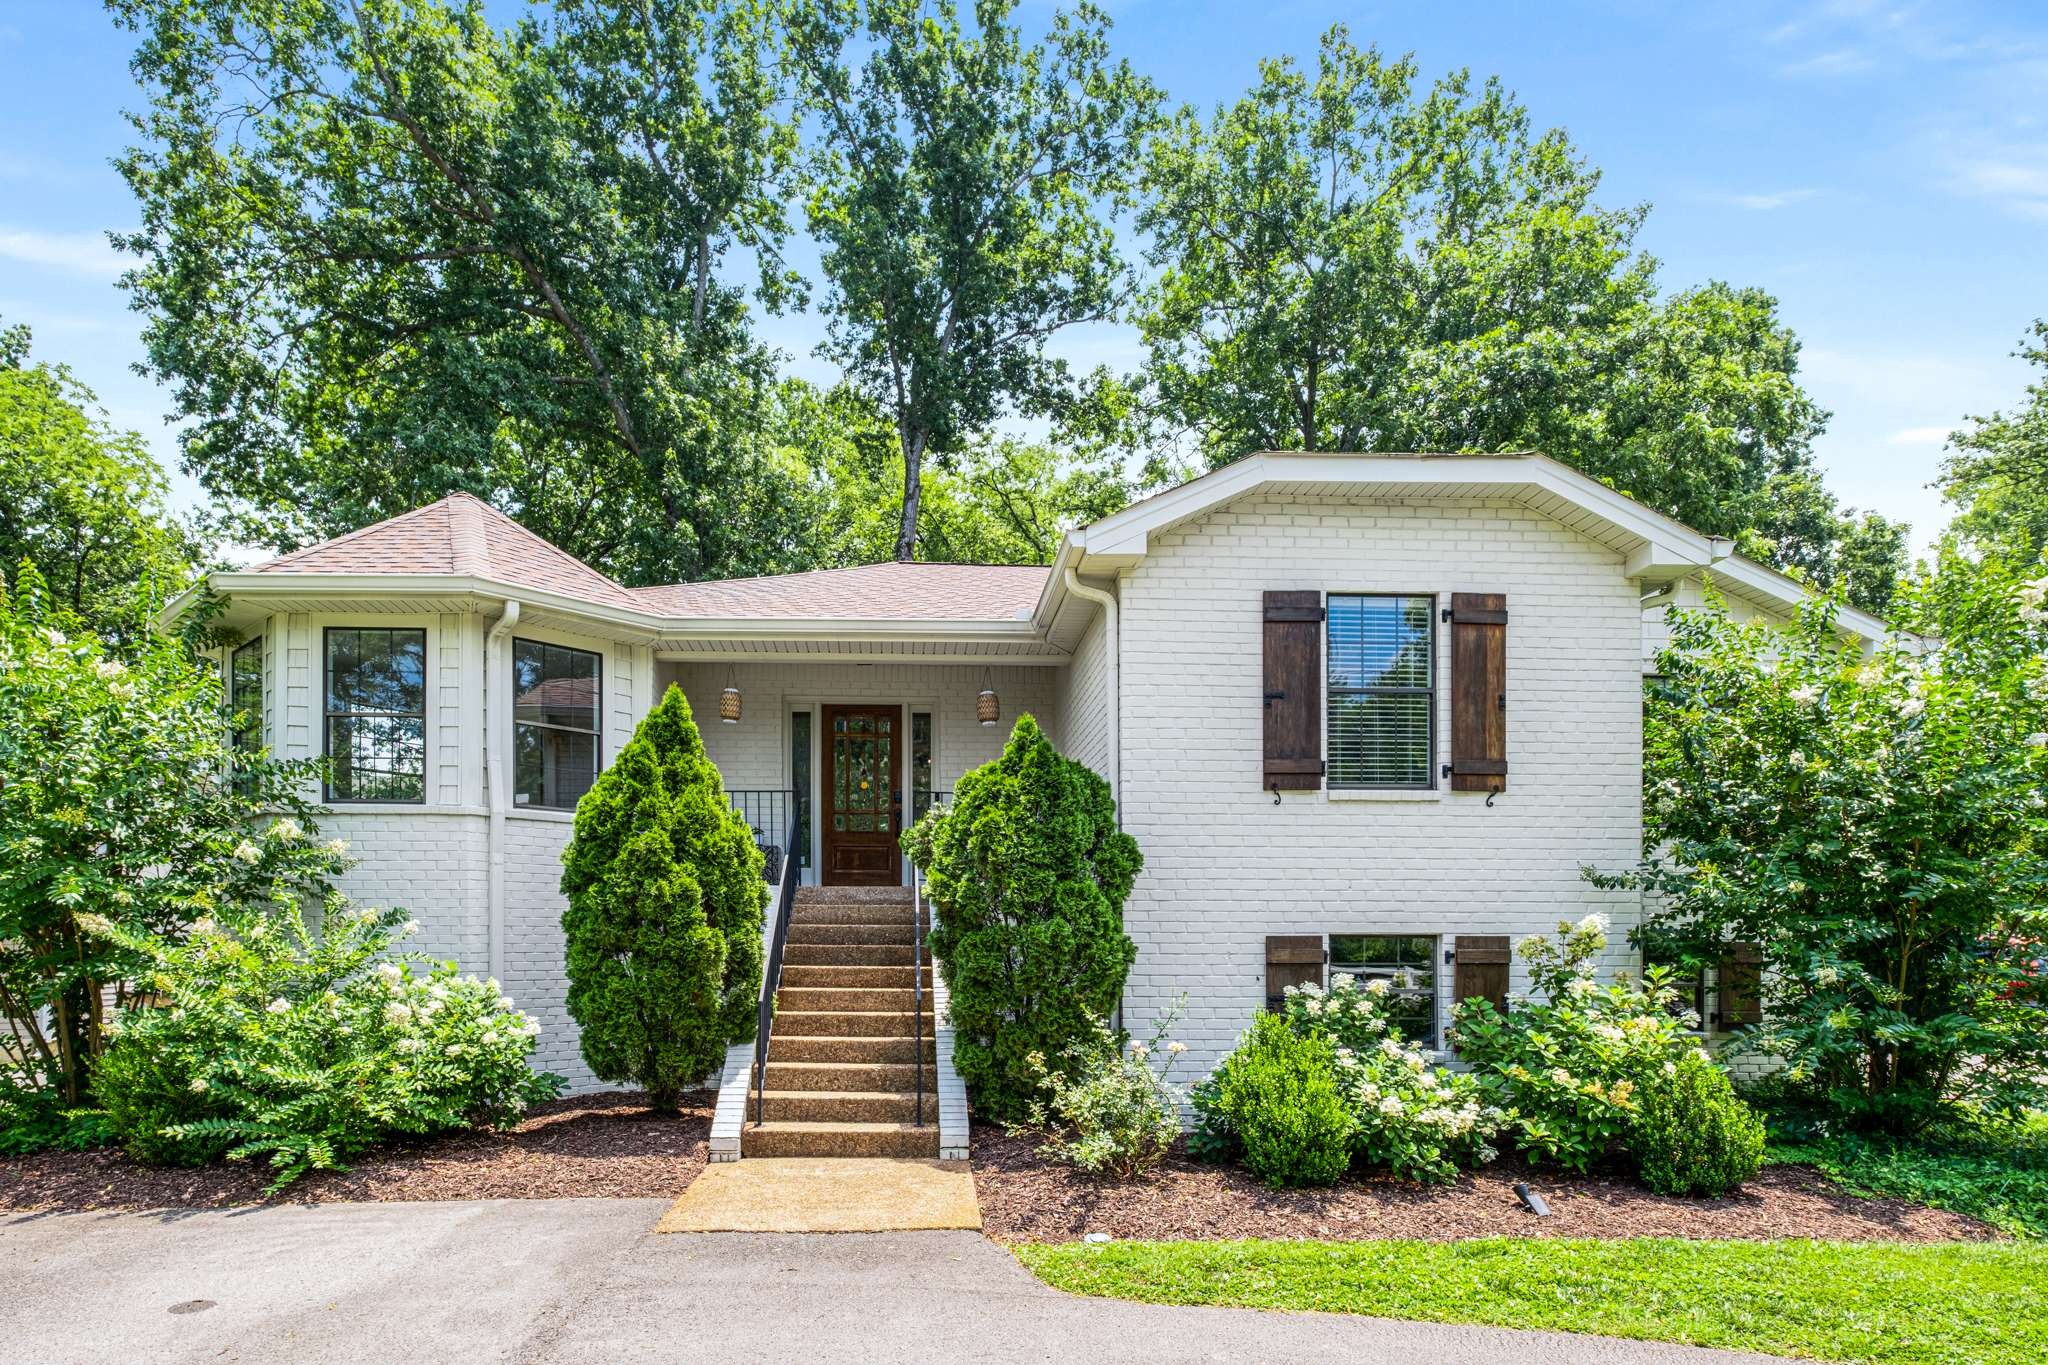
[744,886,940,1159]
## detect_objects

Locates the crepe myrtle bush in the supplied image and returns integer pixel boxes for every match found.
[560,685,764,1111]
[1592,560,2048,1134]
[905,715,1141,1123]
[0,563,337,1145]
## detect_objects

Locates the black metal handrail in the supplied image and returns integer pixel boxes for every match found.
[729,789,800,883]
[912,859,927,1128]
[749,791,800,1127]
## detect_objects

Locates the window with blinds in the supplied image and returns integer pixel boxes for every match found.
[1326,594,1435,788]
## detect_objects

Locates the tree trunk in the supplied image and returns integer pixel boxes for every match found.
[895,425,927,562]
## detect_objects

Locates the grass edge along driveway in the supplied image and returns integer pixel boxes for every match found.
[1013,1236,2046,1365]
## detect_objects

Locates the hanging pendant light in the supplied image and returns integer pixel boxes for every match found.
[977,666,1000,727]
[719,665,742,724]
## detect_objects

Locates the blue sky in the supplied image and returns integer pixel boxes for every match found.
[3,0,2044,554]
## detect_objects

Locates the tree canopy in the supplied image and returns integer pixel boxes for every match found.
[110,0,807,585]
[787,0,1161,560]
[1941,320,2048,561]
[104,3,1908,602]
[0,318,196,644]
[1128,27,1902,609]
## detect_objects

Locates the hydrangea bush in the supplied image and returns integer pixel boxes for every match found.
[1287,975,1504,1184]
[94,897,560,1188]
[1014,1004,1188,1178]
[1452,915,1705,1174]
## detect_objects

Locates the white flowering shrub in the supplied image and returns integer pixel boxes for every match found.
[1286,975,1504,1184]
[1014,1003,1186,1178]
[93,900,560,1187]
[1594,566,2048,1134]
[1452,916,1712,1175]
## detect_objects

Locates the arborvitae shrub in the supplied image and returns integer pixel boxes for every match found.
[909,715,1141,1123]
[560,685,764,1110]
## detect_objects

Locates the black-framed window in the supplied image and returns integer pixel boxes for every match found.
[1329,933,1439,1044]
[228,637,264,753]
[1327,594,1435,788]
[325,628,426,803]
[512,639,601,810]
[791,710,812,868]
[910,710,934,823]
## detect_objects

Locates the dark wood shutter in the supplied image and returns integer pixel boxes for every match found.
[1266,935,1324,1011]
[1448,593,1508,793]
[1263,591,1324,790]
[1716,943,1763,1029]
[1452,935,1511,1014]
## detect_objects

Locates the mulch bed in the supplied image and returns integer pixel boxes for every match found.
[0,1090,711,1214]
[971,1123,2001,1244]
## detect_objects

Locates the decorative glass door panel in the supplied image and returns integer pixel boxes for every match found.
[822,705,900,885]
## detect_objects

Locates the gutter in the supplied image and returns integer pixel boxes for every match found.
[1061,568,1121,814]
[484,600,521,983]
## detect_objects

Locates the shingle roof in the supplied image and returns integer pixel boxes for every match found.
[249,493,641,609]
[248,495,1050,621]
[628,562,1050,621]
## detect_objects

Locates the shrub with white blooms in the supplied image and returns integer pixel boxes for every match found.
[92,899,561,1188]
[1285,975,1504,1184]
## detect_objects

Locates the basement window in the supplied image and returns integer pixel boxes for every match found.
[1329,933,1439,1045]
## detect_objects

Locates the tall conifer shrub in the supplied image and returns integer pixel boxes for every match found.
[560,685,763,1110]
[909,715,1141,1122]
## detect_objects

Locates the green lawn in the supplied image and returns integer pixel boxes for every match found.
[1015,1237,2048,1365]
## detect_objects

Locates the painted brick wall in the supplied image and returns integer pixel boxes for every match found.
[1052,608,1111,776]
[500,811,603,1088]
[1115,493,1646,1075]
[323,811,490,972]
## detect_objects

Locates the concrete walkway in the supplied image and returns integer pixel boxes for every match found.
[656,1157,981,1232]
[2,1200,1780,1364]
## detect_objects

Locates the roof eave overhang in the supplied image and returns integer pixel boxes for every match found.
[186,572,1057,650]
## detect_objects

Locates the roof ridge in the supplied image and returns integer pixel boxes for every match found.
[631,560,1048,593]
[447,495,490,578]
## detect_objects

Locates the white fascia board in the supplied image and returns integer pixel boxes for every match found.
[202,572,1057,648]
[1705,555,1890,644]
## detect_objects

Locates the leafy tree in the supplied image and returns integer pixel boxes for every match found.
[787,0,1162,561]
[765,380,1136,565]
[108,0,806,585]
[1942,320,2048,559]
[1597,567,2048,1134]
[907,714,1140,1122]
[0,564,337,1122]
[0,318,196,644]
[559,684,764,1110]
[1132,27,1887,589]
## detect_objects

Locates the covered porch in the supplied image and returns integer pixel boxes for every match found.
[663,658,1065,886]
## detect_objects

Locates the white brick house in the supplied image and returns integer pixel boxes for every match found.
[167,451,1886,1095]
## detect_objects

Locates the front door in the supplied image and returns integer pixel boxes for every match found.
[821,705,901,885]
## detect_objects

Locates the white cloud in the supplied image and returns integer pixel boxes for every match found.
[1886,426,1952,446]
[0,227,128,277]
[1941,146,2048,221]
[1724,188,1819,210]
[1779,47,1875,77]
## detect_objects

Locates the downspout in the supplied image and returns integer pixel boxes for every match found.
[1061,568,1120,815]
[484,600,521,984]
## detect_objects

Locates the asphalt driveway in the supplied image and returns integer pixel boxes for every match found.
[2,1199,1778,1364]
